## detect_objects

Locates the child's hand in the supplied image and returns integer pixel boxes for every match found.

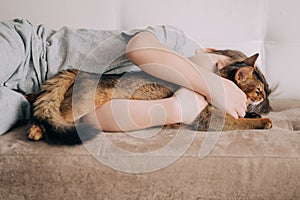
[194,48,247,118]
[206,77,247,119]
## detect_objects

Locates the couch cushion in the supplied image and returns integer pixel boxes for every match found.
[0,99,299,199]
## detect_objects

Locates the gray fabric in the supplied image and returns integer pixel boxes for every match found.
[0,87,30,133]
[0,19,41,133]
[0,19,191,135]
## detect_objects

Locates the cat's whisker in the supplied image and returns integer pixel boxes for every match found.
[247,99,264,112]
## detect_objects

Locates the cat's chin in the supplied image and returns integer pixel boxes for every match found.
[247,99,263,111]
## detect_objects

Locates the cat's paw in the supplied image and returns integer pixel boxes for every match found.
[27,124,45,141]
[164,123,180,129]
[262,118,272,129]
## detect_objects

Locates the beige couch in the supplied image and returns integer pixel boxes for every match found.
[1,1,300,199]
[1,98,299,200]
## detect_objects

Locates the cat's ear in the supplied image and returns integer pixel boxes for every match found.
[243,53,259,66]
[235,66,254,83]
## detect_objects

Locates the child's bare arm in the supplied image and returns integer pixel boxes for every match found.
[126,32,247,118]
[82,88,208,132]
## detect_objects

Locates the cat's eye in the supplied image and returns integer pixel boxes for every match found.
[256,87,261,92]
[255,87,262,95]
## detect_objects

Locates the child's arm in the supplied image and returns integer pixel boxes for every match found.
[126,32,247,119]
[82,88,208,132]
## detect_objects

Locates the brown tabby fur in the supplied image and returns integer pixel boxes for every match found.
[27,50,272,145]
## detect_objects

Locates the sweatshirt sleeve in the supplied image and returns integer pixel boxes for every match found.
[121,25,189,55]
[0,86,31,135]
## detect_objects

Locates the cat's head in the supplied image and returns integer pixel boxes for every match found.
[218,53,272,114]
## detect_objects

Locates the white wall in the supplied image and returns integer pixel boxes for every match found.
[0,0,120,29]
[1,0,300,99]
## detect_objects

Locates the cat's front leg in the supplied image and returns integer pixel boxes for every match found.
[255,118,273,129]
[222,116,273,130]
[192,105,272,131]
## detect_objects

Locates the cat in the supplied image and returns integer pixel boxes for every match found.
[26,50,272,145]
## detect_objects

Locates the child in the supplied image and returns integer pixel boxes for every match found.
[0,19,246,134]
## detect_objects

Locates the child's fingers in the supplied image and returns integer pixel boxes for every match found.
[203,48,215,53]
[195,48,215,55]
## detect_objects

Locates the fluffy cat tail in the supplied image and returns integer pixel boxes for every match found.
[32,69,100,145]
[33,69,78,132]
[42,123,99,145]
